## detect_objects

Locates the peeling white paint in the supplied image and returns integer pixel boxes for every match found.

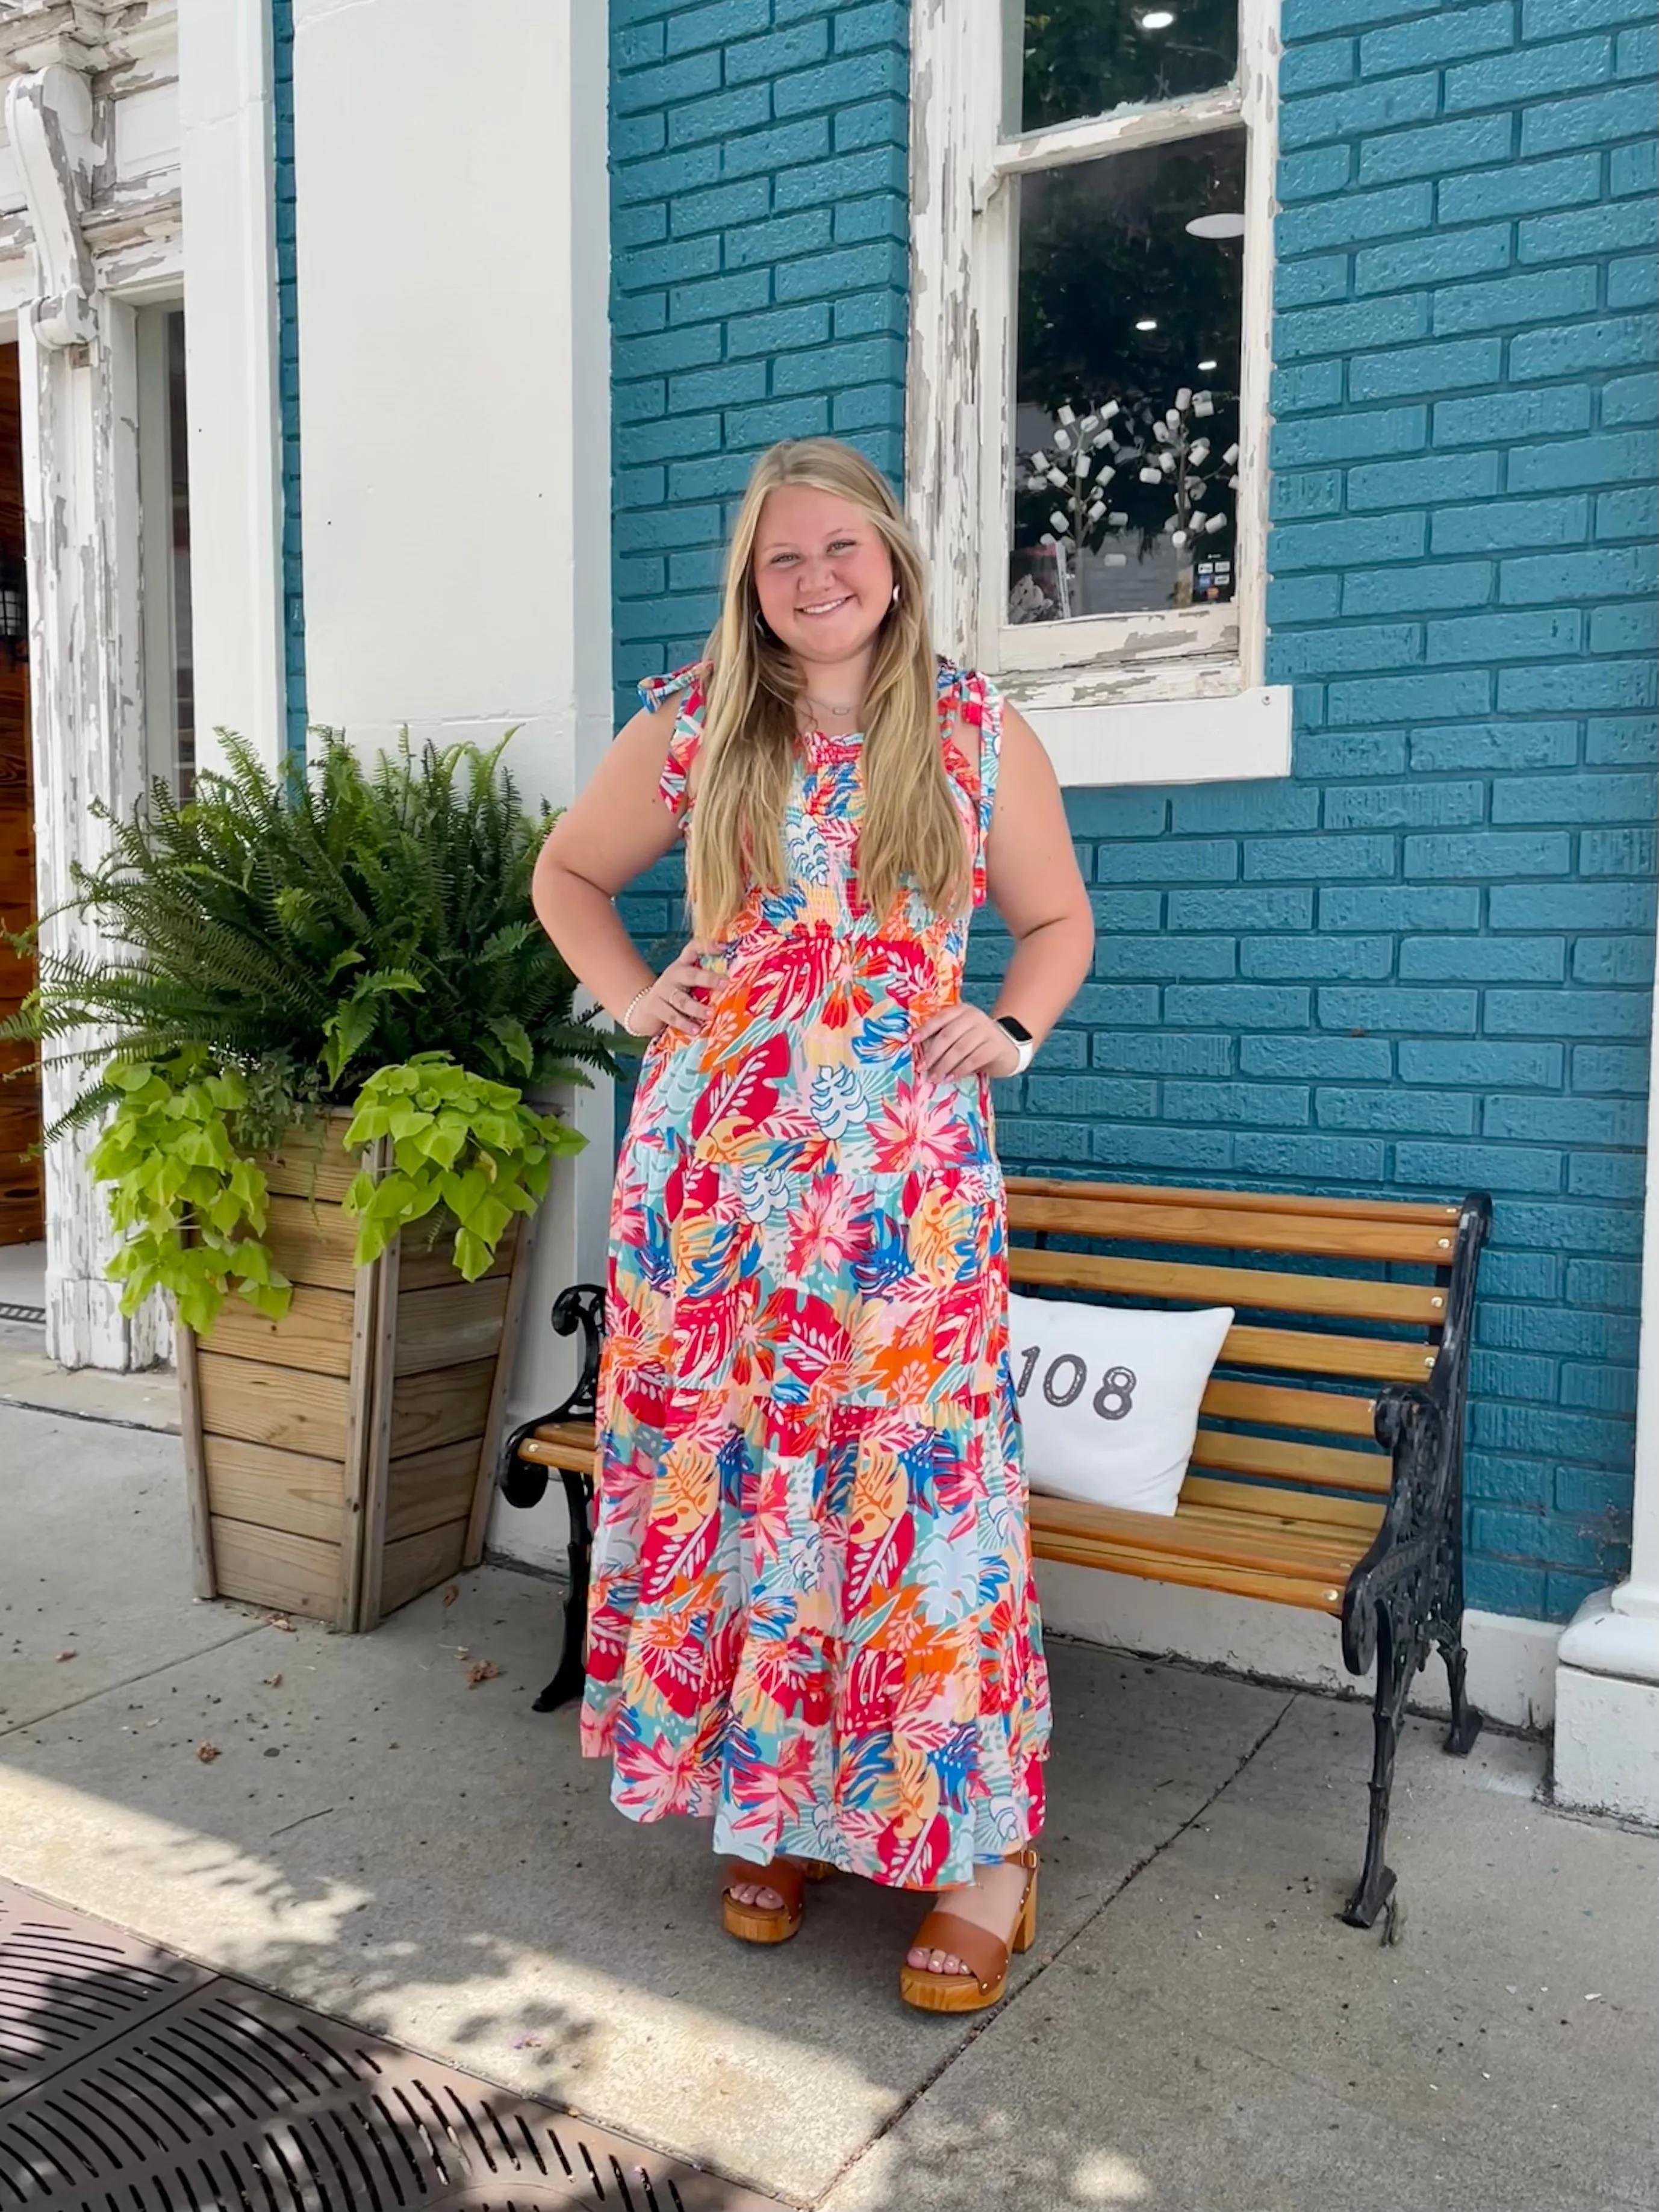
[906,0,1283,766]
[1,1,180,1368]
[8,63,100,344]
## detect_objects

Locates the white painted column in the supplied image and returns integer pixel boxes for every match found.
[287,0,615,1558]
[10,65,165,1369]
[290,0,612,798]
[1553,995,1659,1821]
[177,0,287,774]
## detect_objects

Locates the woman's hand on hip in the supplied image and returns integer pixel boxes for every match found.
[629,939,717,1037]
[914,1003,1021,1082]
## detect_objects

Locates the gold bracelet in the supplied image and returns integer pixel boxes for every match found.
[621,983,655,1036]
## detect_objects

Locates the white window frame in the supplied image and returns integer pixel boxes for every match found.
[907,0,1289,785]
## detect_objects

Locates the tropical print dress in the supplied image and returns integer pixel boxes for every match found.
[579,659,1051,1891]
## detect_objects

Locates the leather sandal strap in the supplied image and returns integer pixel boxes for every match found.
[909,1908,1009,1993]
[725,1857,807,1913]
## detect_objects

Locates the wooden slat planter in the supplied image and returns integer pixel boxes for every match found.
[178,1111,536,1631]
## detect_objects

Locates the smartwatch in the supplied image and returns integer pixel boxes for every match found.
[995,1014,1036,1076]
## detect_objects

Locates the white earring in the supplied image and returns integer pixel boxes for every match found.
[891,584,901,604]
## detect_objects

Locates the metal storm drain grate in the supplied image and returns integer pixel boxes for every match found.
[0,1880,791,2212]
[0,1303,45,1326]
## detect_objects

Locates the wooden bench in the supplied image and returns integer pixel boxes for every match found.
[498,1173,1490,1930]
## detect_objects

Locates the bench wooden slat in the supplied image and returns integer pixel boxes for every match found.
[1189,1427,1390,1494]
[1009,1245,1447,1328]
[1178,1474,1386,1536]
[1007,1174,1460,1226]
[1016,1302,1433,1391]
[1034,1542,1348,1615]
[1200,1375,1378,1438]
[523,1427,602,1475]
[1030,1493,1366,1579]
[1009,1192,1457,1266]
[1151,1516,1366,1577]
[1219,1323,1436,1386]
[1029,1515,1350,1612]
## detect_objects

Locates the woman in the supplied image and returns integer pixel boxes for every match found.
[534,438,1093,2012]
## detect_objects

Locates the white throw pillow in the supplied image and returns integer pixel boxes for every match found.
[1008,1294,1234,1517]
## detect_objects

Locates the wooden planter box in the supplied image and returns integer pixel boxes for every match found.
[176,1112,536,1631]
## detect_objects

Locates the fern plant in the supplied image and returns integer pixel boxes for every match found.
[4,731,620,1331]
[13,731,615,1130]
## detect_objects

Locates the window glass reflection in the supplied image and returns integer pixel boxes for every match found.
[1004,0,1239,136]
[1009,130,1245,622]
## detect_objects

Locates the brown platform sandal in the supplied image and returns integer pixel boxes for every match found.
[721,1856,831,1945]
[898,1848,1039,2014]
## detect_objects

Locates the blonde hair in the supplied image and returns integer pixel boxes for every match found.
[688,438,971,940]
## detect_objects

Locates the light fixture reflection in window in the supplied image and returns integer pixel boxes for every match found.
[1139,9,1176,26]
[1198,357,1218,371]
[1135,317,1159,331]
[1186,212,1247,239]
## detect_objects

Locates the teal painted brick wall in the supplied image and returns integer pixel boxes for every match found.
[608,2,909,1139]
[608,0,1657,1624]
[986,0,1658,1622]
[609,0,909,732]
[272,0,306,758]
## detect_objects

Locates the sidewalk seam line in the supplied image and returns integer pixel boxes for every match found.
[0,1391,180,1437]
[807,1689,1299,2211]
[0,1624,272,1740]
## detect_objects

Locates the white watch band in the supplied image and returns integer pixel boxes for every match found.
[1008,1033,1035,1076]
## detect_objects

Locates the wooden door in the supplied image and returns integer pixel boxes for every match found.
[0,343,44,1245]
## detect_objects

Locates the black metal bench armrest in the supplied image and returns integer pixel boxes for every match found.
[1344,1382,1451,1674]
[496,1280,606,1509]
[1421,1191,1491,1407]
[1341,1191,1489,1678]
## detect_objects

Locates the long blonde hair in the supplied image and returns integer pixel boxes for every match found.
[688,439,971,939]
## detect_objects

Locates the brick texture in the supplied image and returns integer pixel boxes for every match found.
[608,1,908,727]
[996,0,1655,1623]
[609,0,1656,1626]
[607,2,908,1159]
[272,0,306,756]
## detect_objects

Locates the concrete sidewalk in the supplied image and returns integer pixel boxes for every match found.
[1,1394,1653,2211]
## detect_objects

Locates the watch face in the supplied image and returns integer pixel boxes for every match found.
[997,1015,1034,1044]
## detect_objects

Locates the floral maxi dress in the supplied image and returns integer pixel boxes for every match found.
[580,661,1051,1890]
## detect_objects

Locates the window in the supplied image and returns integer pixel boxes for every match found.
[909,1,1285,780]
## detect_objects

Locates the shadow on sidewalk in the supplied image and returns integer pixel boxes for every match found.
[1,1406,1654,2211]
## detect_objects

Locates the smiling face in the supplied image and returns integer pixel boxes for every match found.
[750,484,897,675]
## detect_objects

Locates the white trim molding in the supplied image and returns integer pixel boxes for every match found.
[7,51,173,1368]
[16,294,167,1369]
[1036,1562,1560,1736]
[0,5,189,1371]
[907,0,1283,787]
[176,0,286,773]
[1552,973,1659,1824]
[1029,682,1291,788]
[6,63,98,346]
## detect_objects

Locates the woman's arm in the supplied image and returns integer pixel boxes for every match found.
[532,705,709,1035]
[915,702,1095,1080]
[984,702,1095,1044]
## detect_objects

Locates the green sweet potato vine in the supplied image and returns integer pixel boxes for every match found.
[342,1057,583,1280]
[89,1055,293,1336]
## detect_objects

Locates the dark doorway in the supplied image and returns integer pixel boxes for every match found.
[0,341,43,1248]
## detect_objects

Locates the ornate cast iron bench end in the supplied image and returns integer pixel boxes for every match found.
[496,1282,605,1713]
